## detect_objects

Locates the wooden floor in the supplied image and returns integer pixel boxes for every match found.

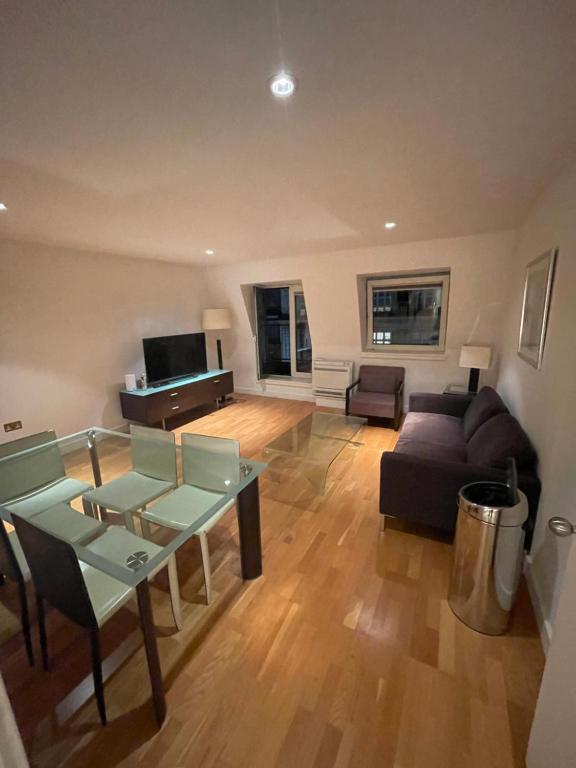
[0,395,545,768]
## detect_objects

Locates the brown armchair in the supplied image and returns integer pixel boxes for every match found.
[345,365,405,430]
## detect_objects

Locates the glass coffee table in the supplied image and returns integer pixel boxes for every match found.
[263,412,366,494]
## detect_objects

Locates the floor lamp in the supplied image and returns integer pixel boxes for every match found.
[459,345,492,393]
[202,308,232,370]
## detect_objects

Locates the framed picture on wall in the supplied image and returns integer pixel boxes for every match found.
[518,248,557,369]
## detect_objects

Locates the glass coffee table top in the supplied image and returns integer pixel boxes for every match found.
[263,412,366,494]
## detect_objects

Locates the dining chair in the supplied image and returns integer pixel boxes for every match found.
[81,425,177,531]
[0,519,34,665]
[140,433,240,604]
[0,502,107,667]
[81,425,182,625]
[0,431,93,519]
[11,513,137,725]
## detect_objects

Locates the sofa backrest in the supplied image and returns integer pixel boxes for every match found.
[466,413,537,471]
[359,365,404,394]
[463,386,508,441]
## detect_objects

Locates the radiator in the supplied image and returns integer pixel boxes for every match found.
[312,359,354,399]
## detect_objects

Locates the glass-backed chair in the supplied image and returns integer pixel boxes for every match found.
[0,431,93,519]
[81,425,182,628]
[140,433,240,604]
[81,425,177,530]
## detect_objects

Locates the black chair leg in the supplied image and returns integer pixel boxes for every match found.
[18,581,34,666]
[36,594,49,670]
[0,572,6,586]
[89,629,107,725]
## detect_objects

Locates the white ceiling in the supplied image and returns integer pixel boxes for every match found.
[1,0,575,265]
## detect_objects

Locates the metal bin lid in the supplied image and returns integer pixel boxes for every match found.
[458,482,529,526]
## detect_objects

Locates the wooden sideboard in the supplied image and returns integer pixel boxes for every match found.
[119,370,234,428]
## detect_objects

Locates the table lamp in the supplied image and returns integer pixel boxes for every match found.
[459,345,492,393]
[202,308,232,370]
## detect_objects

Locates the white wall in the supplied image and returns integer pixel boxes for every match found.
[0,240,212,440]
[497,164,576,642]
[206,231,516,400]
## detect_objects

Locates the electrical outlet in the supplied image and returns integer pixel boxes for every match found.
[4,420,22,432]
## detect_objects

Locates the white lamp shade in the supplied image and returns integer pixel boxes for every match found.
[459,345,492,370]
[202,308,232,331]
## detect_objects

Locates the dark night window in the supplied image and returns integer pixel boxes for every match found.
[366,273,450,352]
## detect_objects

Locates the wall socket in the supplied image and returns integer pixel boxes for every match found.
[4,420,22,432]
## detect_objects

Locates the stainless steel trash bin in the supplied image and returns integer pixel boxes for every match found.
[448,481,529,635]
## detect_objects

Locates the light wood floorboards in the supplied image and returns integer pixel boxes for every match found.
[0,395,544,767]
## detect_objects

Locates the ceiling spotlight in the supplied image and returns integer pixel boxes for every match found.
[0,203,7,212]
[269,72,296,99]
[205,249,215,256]
[384,221,397,229]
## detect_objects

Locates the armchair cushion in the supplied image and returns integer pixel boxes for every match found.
[462,386,508,441]
[358,365,404,394]
[348,391,396,419]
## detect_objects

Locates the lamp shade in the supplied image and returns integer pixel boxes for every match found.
[202,308,231,331]
[459,345,492,370]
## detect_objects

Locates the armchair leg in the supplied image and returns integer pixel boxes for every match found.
[89,629,107,726]
[380,515,387,533]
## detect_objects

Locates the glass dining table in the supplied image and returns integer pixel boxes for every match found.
[0,427,266,726]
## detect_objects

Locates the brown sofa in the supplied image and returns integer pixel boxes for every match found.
[379,386,541,546]
[346,365,405,430]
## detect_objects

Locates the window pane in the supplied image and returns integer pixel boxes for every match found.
[371,286,442,346]
[256,287,291,375]
[294,293,312,373]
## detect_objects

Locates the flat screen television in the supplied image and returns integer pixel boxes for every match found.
[143,332,208,387]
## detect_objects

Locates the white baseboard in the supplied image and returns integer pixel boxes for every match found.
[524,553,553,654]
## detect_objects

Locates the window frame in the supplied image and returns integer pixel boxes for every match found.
[253,282,312,380]
[289,287,312,378]
[365,272,450,354]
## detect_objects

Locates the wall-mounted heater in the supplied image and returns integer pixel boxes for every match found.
[312,359,354,403]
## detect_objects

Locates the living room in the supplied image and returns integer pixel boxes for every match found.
[1,3,575,767]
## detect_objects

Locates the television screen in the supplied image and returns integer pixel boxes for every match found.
[143,333,208,386]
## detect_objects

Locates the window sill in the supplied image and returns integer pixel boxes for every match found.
[360,350,448,362]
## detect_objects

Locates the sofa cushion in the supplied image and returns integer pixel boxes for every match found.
[400,412,465,448]
[349,391,395,418]
[463,386,508,441]
[358,365,404,394]
[395,438,466,464]
[466,413,537,470]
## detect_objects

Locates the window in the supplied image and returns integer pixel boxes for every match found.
[255,284,312,377]
[366,272,450,352]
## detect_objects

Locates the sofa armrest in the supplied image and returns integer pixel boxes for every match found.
[409,392,473,418]
[379,451,541,544]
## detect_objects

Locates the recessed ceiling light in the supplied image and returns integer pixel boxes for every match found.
[269,72,296,99]
[0,203,7,212]
[205,249,215,256]
[384,221,397,229]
